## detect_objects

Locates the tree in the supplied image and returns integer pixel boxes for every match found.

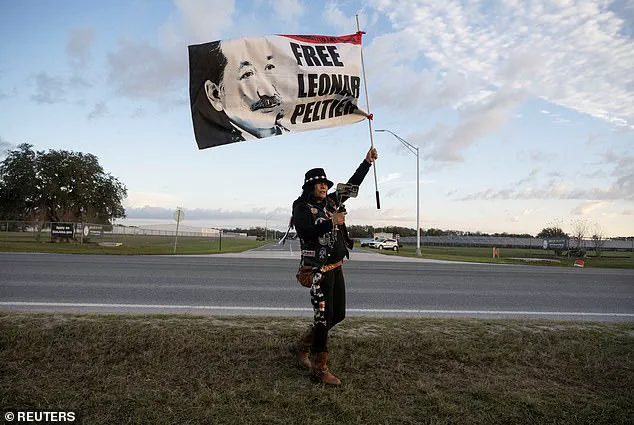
[346,225,373,238]
[373,226,417,238]
[0,145,38,223]
[0,143,127,224]
[591,222,606,258]
[424,228,447,236]
[537,226,568,238]
[570,218,589,250]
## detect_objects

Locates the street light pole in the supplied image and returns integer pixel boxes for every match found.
[265,215,272,242]
[375,129,421,256]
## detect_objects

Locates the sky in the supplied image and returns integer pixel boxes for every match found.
[0,0,633,237]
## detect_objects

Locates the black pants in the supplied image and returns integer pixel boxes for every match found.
[311,266,346,353]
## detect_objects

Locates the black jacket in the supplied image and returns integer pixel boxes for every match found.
[293,159,372,267]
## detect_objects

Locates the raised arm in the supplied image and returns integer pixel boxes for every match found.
[330,147,378,205]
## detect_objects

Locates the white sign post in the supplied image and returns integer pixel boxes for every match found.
[173,208,185,254]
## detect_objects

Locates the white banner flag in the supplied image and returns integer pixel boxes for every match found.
[189,33,368,149]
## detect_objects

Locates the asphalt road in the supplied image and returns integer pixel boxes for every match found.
[1,243,633,321]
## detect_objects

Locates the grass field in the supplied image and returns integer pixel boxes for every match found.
[1,230,633,268]
[1,313,632,425]
[0,231,267,255]
[367,245,634,269]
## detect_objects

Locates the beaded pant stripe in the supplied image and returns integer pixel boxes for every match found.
[310,272,326,326]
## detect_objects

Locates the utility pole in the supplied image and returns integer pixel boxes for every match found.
[375,129,422,256]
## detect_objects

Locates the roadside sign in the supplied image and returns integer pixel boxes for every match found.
[544,238,568,250]
[82,224,104,237]
[51,223,74,238]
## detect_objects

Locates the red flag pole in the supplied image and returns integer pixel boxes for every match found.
[356,14,380,209]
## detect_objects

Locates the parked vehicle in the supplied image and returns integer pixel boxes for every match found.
[375,238,399,251]
[360,237,378,247]
[367,238,385,248]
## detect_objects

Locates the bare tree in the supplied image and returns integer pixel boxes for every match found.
[591,222,606,258]
[570,218,589,249]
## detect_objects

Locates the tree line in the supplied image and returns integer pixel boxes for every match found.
[224,225,560,240]
[344,225,535,239]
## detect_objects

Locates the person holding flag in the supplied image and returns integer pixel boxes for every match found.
[292,146,378,385]
[189,30,382,385]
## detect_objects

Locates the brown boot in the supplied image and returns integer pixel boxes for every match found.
[295,329,313,370]
[311,352,341,385]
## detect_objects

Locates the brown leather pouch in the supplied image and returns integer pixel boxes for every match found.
[296,265,313,288]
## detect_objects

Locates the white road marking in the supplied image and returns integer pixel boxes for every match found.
[1,302,633,317]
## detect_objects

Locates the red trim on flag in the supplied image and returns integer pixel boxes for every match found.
[278,33,362,45]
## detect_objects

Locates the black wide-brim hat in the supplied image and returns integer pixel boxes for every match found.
[302,167,334,190]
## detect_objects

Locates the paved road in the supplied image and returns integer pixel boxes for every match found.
[1,243,633,321]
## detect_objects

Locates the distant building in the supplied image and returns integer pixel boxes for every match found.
[202,227,221,236]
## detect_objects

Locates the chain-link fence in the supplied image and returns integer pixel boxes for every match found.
[0,220,256,246]
[398,235,634,251]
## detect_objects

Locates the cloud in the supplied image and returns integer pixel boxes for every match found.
[422,87,526,162]
[107,39,187,101]
[527,150,550,162]
[0,136,13,155]
[379,85,526,163]
[30,73,69,104]
[460,171,633,203]
[609,0,634,38]
[67,27,96,70]
[269,0,306,23]
[552,117,571,125]
[173,0,235,44]
[0,85,17,100]
[368,0,634,128]
[600,150,634,200]
[507,208,535,223]
[124,191,180,209]
[516,168,541,186]
[323,2,359,33]
[366,34,471,112]
[582,169,606,179]
[125,205,289,222]
[572,201,613,216]
[29,29,94,105]
[379,172,403,184]
[131,107,147,118]
[106,0,236,102]
[87,102,109,120]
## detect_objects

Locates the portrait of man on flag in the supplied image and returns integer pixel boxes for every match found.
[189,33,369,150]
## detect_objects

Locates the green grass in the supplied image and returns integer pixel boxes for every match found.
[1,313,632,425]
[2,230,633,268]
[364,245,634,269]
[0,231,268,255]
